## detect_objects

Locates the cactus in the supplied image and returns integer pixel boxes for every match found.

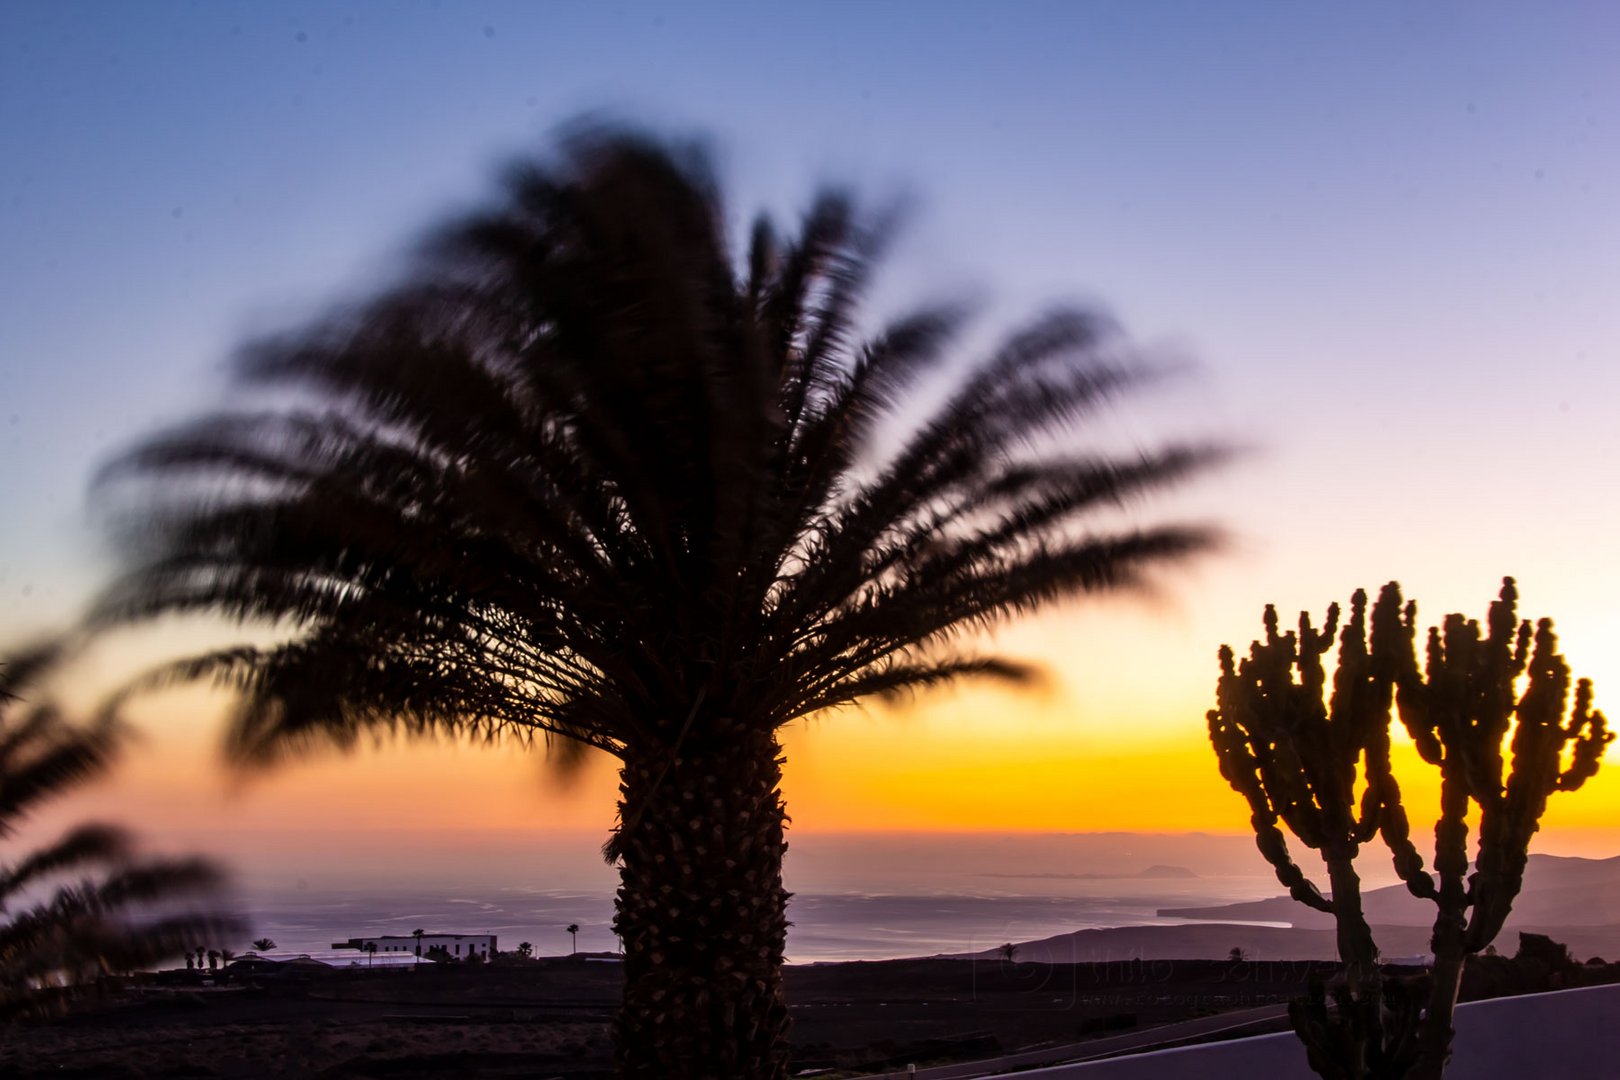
[1209,584,1423,1077]
[1391,578,1612,1080]
[1212,578,1610,1080]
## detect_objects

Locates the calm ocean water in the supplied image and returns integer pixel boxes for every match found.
[224,832,1310,962]
[243,880,1275,963]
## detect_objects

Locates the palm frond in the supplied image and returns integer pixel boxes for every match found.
[89,124,1219,767]
[0,658,236,1018]
[796,656,1035,716]
[0,706,117,837]
[0,824,132,906]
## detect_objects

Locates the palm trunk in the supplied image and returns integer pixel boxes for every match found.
[611,720,792,1080]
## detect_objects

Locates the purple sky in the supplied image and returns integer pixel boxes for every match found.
[2,3,1618,863]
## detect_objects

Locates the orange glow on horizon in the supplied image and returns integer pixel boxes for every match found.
[31,667,1620,865]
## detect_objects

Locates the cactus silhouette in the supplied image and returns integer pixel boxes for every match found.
[1390,578,1611,1079]
[1209,584,1422,1077]
[1212,578,1610,1080]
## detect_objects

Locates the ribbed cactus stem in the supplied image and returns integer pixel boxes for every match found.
[1396,578,1612,1080]
[1212,578,1610,1080]
[1209,584,1418,1077]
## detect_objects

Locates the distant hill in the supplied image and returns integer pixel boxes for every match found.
[955,922,1429,963]
[958,922,1620,965]
[976,865,1199,881]
[958,854,1620,965]
[1159,854,1620,930]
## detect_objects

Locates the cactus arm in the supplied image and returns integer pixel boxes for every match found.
[1207,611,1350,916]
[1351,587,1410,849]
[1258,816,1335,913]
[1378,791,1437,900]
[1408,580,1607,1080]
[1558,681,1611,792]
[1467,618,1561,949]
[1209,586,1426,1079]
[1326,593,1370,829]
[1208,661,1337,916]
[1465,620,1613,952]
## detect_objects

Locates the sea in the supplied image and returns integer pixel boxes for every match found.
[244,883,1282,963]
[230,832,1302,963]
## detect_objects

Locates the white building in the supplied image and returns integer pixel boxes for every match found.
[333,933,497,960]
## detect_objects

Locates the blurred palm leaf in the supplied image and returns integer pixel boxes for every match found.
[0,653,237,1020]
[94,126,1223,767]
[88,124,1221,1074]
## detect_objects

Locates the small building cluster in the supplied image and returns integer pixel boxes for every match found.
[332,933,497,959]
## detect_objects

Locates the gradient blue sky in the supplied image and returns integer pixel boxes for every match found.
[3,2,1619,856]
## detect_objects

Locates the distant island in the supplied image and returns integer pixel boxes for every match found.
[960,853,1620,966]
[1157,853,1620,930]
[976,864,1198,881]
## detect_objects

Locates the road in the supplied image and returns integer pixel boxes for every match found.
[855,1003,1293,1079]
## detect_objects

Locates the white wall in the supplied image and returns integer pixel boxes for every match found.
[353,935,496,958]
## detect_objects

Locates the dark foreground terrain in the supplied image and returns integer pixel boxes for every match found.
[3,948,1615,1079]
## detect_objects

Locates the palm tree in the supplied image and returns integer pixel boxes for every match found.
[0,649,235,1019]
[412,927,425,957]
[566,923,579,955]
[90,126,1219,1078]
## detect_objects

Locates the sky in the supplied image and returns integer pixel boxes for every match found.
[3,0,1620,888]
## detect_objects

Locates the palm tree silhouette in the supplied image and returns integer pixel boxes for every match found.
[412,928,425,957]
[91,125,1218,1078]
[566,923,579,955]
[0,649,235,1018]
[252,938,276,952]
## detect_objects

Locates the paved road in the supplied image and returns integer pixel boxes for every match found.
[855,1003,1293,1079]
